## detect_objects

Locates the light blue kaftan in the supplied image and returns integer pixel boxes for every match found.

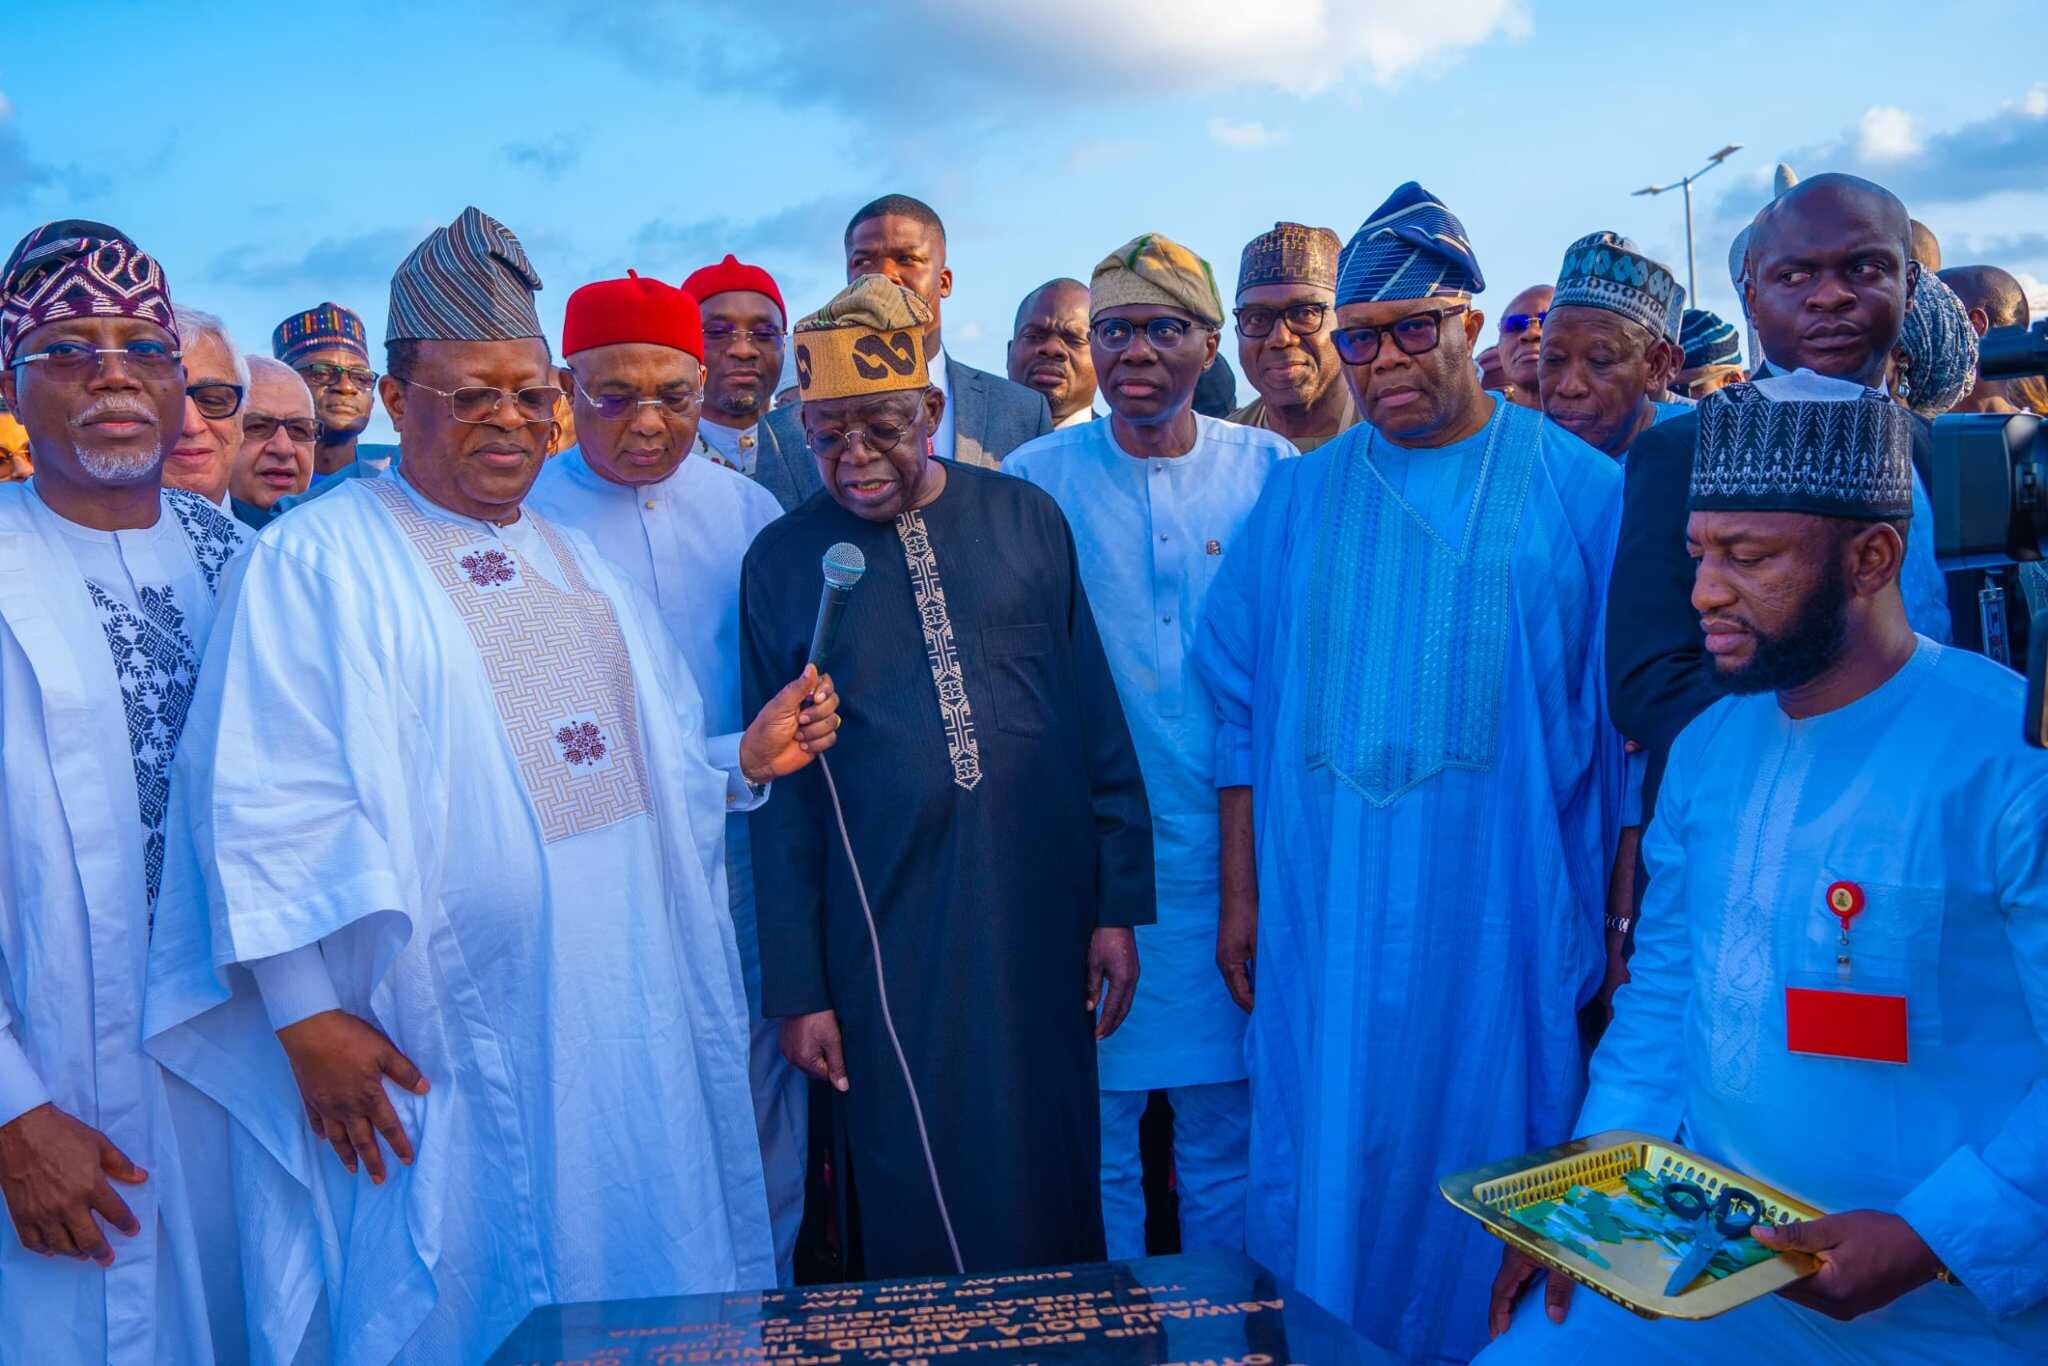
[1007,413,1294,1091]
[1194,398,1625,1363]
[1483,638,2048,1363]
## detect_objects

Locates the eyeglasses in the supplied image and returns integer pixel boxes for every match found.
[805,416,916,461]
[1500,310,1548,336]
[187,382,246,419]
[1091,317,1206,353]
[298,362,378,391]
[571,378,704,421]
[402,378,563,424]
[702,323,785,348]
[244,414,319,443]
[1332,305,1471,365]
[1234,302,1331,340]
[13,339,182,375]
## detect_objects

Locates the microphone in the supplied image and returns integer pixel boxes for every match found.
[808,542,867,671]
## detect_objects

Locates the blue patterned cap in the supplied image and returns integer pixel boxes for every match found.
[1552,231,1680,340]
[1691,372,1914,520]
[1895,271,1977,418]
[1334,182,1484,306]
[1679,308,1742,370]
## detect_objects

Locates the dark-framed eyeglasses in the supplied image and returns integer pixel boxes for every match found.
[13,339,183,376]
[571,378,703,421]
[298,361,378,391]
[244,414,319,443]
[1499,309,1548,336]
[702,322,785,348]
[1332,305,1471,365]
[1091,316,1205,353]
[805,415,916,461]
[1234,302,1331,340]
[187,382,245,419]
[402,378,562,425]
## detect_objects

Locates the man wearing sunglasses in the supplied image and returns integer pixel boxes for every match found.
[150,209,838,1363]
[227,356,317,529]
[1494,283,1552,410]
[1194,182,1625,1364]
[273,301,398,501]
[1225,222,1360,453]
[0,219,248,1366]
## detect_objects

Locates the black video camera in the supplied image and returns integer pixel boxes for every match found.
[1927,319,2048,743]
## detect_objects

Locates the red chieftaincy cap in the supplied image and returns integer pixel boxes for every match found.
[680,253,787,320]
[561,270,703,361]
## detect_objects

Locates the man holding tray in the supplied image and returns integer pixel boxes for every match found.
[1481,374,2048,1361]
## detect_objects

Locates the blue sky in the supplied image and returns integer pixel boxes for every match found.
[6,1,2046,440]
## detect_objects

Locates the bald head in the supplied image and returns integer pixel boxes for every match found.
[1941,265,2030,330]
[1748,174,1912,266]
[1910,219,1941,273]
[1015,277,1088,332]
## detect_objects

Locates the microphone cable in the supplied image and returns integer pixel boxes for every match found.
[816,752,965,1275]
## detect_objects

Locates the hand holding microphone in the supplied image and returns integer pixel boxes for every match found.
[738,543,867,784]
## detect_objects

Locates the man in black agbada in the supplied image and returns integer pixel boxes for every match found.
[741,275,1153,1278]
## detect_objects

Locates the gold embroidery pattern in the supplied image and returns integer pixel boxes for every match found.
[895,509,981,791]
[368,479,652,841]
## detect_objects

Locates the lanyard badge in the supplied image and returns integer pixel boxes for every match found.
[1784,879,1910,1065]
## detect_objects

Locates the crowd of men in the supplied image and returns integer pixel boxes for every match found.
[0,164,2043,1366]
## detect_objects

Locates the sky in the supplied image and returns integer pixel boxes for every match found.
[5,0,2046,441]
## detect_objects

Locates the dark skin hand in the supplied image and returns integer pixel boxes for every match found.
[1086,927,1139,1040]
[1488,1246,1575,1336]
[278,1010,428,1183]
[782,1010,849,1092]
[1217,785,1258,1012]
[0,1104,145,1265]
[1753,1211,1941,1320]
[740,665,842,782]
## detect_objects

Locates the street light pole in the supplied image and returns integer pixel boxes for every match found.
[1633,144,1741,304]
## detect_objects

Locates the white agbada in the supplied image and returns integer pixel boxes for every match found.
[526,448,805,1281]
[145,472,774,1366]
[0,481,246,1366]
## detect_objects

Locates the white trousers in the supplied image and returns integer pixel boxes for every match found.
[1098,1080,1250,1261]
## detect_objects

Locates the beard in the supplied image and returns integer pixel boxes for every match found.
[713,386,764,421]
[1707,560,1851,695]
[74,442,162,482]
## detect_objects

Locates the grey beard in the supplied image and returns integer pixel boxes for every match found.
[75,444,163,482]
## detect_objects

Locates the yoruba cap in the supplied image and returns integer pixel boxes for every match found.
[1895,270,1977,419]
[1679,308,1742,370]
[1090,233,1225,326]
[563,270,703,361]
[1690,370,1914,520]
[1237,222,1341,296]
[273,301,368,367]
[1552,231,1681,341]
[387,206,543,344]
[1335,182,1484,305]
[681,254,787,322]
[1,220,177,367]
[792,274,931,401]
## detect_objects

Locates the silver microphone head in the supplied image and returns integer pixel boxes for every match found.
[821,542,867,590]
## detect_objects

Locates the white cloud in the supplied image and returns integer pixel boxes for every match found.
[1207,118,1287,149]
[2015,270,2048,316]
[1066,139,1144,172]
[2011,83,2048,118]
[1856,106,1922,161]
[950,320,989,346]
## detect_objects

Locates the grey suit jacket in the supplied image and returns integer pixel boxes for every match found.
[944,356,1053,470]
[757,406,826,512]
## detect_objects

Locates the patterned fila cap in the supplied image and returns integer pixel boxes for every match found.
[1,219,178,366]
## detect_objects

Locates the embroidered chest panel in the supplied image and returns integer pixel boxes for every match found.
[86,580,199,917]
[896,509,982,791]
[367,480,651,843]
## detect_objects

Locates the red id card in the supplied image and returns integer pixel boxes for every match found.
[1785,986,1909,1064]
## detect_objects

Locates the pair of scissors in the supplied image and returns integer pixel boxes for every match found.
[1662,1181,1763,1295]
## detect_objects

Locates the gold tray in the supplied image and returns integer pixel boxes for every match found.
[1439,1130,1824,1321]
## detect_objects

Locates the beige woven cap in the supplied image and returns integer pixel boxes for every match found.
[1089,233,1224,326]
[792,274,933,400]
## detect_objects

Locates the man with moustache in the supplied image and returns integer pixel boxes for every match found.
[1537,232,1688,460]
[841,194,1052,468]
[275,302,398,498]
[1007,234,1290,1263]
[1194,183,1625,1362]
[0,220,247,1365]
[743,275,1152,1277]
[1484,378,2048,1364]
[160,308,245,512]
[686,254,821,511]
[1494,282,1551,409]
[1610,173,1955,851]
[1225,223,1359,452]
[228,356,316,530]
[146,208,839,1364]
[525,270,803,1284]
[1007,278,1099,429]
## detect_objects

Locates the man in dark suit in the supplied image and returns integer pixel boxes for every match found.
[836,193,1052,469]
[684,254,822,511]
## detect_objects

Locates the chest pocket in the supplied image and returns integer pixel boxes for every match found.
[983,622,1057,737]
[1789,878,1946,1048]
